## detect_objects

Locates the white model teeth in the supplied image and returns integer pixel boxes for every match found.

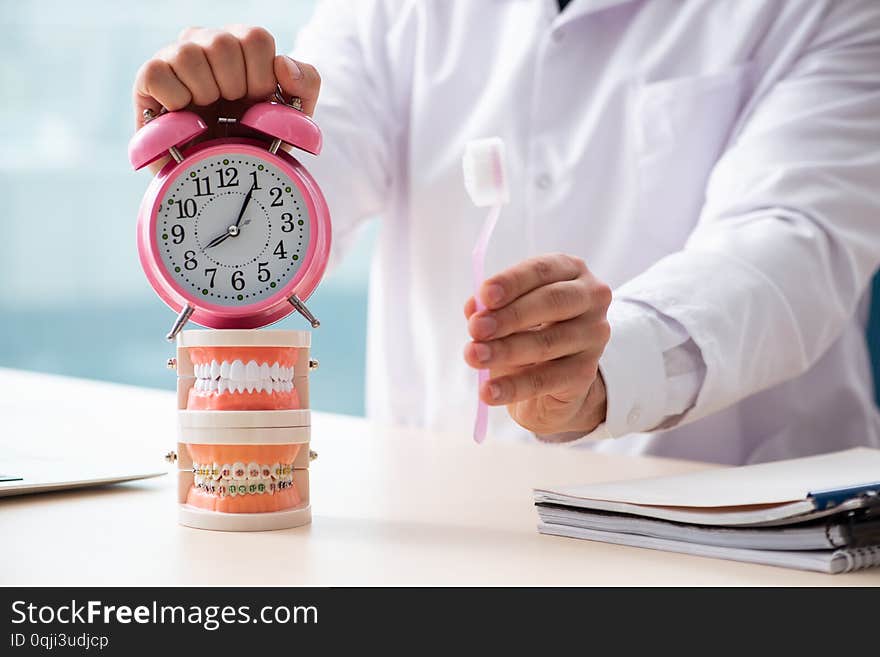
[246,360,259,383]
[191,360,295,395]
[229,360,245,383]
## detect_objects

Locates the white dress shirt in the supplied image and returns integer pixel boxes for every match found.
[293,0,880,464]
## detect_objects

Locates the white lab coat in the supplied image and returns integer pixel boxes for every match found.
[293,0,880,464]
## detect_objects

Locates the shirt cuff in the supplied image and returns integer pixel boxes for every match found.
[596,299,671,437]
[534,299,673,445]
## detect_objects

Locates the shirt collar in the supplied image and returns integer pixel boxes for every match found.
[549,0,642,23]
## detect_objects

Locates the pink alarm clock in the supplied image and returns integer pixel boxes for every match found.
[129,91,331,340]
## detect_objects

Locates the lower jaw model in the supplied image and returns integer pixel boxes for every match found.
[186,346,301,410]
[185,444,302,513]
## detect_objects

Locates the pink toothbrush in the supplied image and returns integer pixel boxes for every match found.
[462,138,510,443]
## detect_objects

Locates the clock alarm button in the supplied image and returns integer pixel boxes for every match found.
[129,110,208,170]
[240,102,322,156]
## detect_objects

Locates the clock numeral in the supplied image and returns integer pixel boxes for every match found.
[193,176,212,197]
[249,171,262,190]
[269,187,284,207]
[171,224,185,244]
[216,167,239,188]
[257,262,271,283]
[280,212,294,232]
[204,268,217,288]
[231,270,245,291]
[175,199,197,219]
[184,250,198,271]
[273,240,288,259]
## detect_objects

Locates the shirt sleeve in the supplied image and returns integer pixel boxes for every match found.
[541,1,880,445]
[290,0,412,269]
[611,1,880,429]
[599,300,706,436]
[536,299,706,444]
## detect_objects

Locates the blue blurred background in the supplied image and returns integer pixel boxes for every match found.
[0,0,375,415]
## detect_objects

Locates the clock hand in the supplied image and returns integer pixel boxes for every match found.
[234,183,256,229]
[204,184,256,249]
[203,229,233,250]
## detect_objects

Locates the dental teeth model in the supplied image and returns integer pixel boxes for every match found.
[185,345,305,410]
[173,330,315,531]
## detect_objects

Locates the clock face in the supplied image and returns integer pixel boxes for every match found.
[156,151,311,307]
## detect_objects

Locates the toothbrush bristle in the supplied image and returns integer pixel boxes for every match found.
[462,137,510,207]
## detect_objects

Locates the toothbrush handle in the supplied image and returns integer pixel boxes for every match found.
[473,290,490,444]
[474,369,489,443]
[472,205,501,444]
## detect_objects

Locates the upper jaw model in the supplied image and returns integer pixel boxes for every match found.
[186,346,301,410]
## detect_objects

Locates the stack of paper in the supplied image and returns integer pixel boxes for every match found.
[534,448,880,574]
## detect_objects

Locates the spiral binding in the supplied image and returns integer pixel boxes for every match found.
[838,545,880,572]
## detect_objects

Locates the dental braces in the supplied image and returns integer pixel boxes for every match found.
[191,461,296,497]
[192,462,294,479]
[193,478,296,498]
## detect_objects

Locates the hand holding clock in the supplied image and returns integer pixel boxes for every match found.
[132,26,322,174]
[132,25,331,337]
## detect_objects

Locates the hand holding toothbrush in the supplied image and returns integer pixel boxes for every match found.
[463,253,611,438]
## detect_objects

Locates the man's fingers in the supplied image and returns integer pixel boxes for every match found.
[132,24,326,171]
[188,28,248,101]
[274,55,321,116]
[468,278,608,340]
[463,296,477,319]
[161,42,220,106]
[479,253,585,310]
[133,25,321,122]
[227,25,277,100]
[465,315,609,369]
[132,91,164,130]
[481,353,597,406]
[133,58,192,125]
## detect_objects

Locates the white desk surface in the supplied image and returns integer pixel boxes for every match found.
[1,368,877,586]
